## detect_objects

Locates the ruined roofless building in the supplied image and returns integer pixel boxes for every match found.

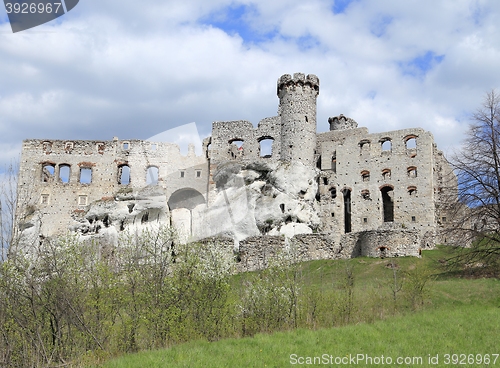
[15,73,456,263]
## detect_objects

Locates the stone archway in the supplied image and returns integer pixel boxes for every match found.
[168,188,206,241]
[167,188,206,211]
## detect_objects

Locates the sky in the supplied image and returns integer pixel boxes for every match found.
[1,0,500,170]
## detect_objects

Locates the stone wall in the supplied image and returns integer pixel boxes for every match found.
[14,72,456,265]
[16,138,208,238]
[315,124,454,241]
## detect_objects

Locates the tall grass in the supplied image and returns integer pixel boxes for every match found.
[100,306,500,368]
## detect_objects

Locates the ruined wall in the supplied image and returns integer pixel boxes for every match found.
[14,72,457,264]
[316,124,445,242]
[228,229,421,273]
[210,117,282,166]
[339,227,421,258]
[16,138,208,239]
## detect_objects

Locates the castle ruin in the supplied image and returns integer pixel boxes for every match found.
[15,73,456,269]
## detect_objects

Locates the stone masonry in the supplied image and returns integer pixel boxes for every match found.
[15,73,457,267]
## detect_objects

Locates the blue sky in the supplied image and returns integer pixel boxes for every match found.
[0,0,499,172]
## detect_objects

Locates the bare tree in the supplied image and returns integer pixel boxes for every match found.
[444,90,500,269]
[0,162,19,261]
[0,160,41,261]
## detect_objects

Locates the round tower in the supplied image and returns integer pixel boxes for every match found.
[277,73,319,166]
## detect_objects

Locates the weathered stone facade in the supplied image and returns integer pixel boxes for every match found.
[15,73,456,265]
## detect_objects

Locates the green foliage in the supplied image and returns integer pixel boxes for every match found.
[100,306,500,368]
[0,235,495,367]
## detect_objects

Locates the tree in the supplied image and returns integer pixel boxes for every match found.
[444,89,500,270]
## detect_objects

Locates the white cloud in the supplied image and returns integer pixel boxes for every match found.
[0,0,499,169]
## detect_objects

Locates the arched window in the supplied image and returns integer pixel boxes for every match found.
[331,152,337,172]
[382,168,391,180]
[405,137,417,149]
[58,164,71,184]
[146,166,159,185]
[381,138,392,152]
[407,166,417,178]
[118,164,131,185]
[359,139,370,154]
[361,189,371,200]
[41,163,55,182]
[361,170,370,182]
[408,186,417,196]
[228,139,244,159]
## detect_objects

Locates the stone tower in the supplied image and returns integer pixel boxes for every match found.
[277,73,319,166]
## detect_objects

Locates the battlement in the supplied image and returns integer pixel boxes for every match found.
[277,73,320,96]
[329,114,359,131]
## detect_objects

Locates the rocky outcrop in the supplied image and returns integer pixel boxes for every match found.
[180,160,321,243]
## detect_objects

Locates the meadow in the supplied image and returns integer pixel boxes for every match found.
[97,247,500,367]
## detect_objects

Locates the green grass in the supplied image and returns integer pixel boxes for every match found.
[97,247,500,368]
[100,306,500,368]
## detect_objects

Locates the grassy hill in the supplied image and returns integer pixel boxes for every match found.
[96,247,500,367]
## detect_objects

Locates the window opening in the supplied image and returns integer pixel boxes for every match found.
[343,188,352,233]
[331,152,337,172]
[146,166,159,185]
[406,137,416,149]
[59,165,71,183]
[64,142,74,153]
[359,140,370,154]
[78,195,88,206]
[42,163,55,182]
[97,143,105,154]
[382,168,391,180]
[407,166,417,178]
[381,186,394,222]
[330,187,337,199]
[206,143,212,159]
[381,139,392,151]
[79,168,92,184]
[118,165,130,185]
[229,139,244,159]
[316,156,321,169]
[259,138,273,158]
[361,170,370,182]
[41,194,49,204]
